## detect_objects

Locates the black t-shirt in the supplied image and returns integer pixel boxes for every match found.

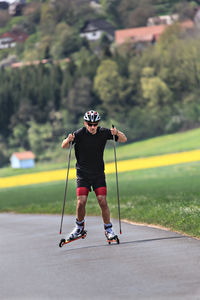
[73,127,118,174]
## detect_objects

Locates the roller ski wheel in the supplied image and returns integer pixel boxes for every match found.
[59,230,87,248]
[106,234,120,245]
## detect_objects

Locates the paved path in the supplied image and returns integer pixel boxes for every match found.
[1,214,200,300]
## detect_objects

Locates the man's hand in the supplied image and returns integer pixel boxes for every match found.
[61,133,75,148]
[110,126,127,143]
[67,133,75,142]
[110,126,118,136]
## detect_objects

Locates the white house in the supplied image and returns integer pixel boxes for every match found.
[147,14,179,26]
[80,19,115,41]
[10,151,35,169]
[0,31,28,50]
[0,0,25,4]
[0,37,16,49]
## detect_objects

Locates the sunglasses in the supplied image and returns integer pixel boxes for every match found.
[87,123,98,127]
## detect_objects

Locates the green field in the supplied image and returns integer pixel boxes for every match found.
[2,127,200,177]
[0,128,200,238]
[0,162,200,238]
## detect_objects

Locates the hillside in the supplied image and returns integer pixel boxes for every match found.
[0,0,198,62]
[0,0,200,167]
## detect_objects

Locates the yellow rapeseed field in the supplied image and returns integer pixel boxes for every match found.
[1,149,200,189]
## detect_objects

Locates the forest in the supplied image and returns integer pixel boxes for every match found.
[0,0,200,166]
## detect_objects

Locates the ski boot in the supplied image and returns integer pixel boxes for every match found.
[59,219,87,247]
[104,223,120,245]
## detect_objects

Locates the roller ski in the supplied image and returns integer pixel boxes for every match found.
[59,219,87,248]
[105,223,120,245]
[59,230,87,247]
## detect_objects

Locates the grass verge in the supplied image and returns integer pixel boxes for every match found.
[0,161,200,238]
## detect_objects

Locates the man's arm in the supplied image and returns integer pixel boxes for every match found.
[61,133,75,149]
[110,127,127,143]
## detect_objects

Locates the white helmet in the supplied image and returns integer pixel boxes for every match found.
[84,110,101,122]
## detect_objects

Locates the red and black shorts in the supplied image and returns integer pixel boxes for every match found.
[76,169,107,197]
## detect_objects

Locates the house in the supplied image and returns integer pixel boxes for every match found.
[115,24,166,46]
[10,151,35,169]
[0,0,25,9]
[147,14,179,26]
[80,19,115,41]
[0,30,28,50]
[9,0,26,15]
[115,20,194,46]
[0,0,25,5]
[0,36,16,49]
[0,1,9,9]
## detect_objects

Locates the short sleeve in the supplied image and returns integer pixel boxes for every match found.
[73,127,85,144]
[100,127,118,141]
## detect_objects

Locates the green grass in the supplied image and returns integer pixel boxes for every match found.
[1,127,200,177]
[104,127,200,162]
[0,162,200,238]
[0,161,67,178]
[1,127,200,238]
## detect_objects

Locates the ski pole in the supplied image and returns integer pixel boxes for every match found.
[112,125,122,234]
[59,141,73,234]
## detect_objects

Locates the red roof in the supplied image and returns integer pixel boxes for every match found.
[1,31,28,43]
[115,20,194,45]
[12,151,35,160]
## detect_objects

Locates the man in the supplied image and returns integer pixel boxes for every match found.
[61,110,127,242]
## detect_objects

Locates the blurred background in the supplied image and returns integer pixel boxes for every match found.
[1,0,200,238]
[0,0,200,166]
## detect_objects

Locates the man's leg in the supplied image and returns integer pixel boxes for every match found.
[65,188,89,240]
[97,195,111,223]
[76,187,89,221]
[95,187,116,239]
[77,195,88,221]
[95,187,111,224]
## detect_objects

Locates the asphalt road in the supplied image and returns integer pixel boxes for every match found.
[0,213,200,300]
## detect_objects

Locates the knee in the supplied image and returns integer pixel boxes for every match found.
[77,196,87,208]
[97,196,108,209]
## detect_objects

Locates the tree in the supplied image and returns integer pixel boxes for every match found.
[156,23,186,51]
[101,0,121,27]
[11,124,28,148]
[40,2,55,34]
[141,67,172,108]
[173,1,197,21]
[50,23,82,59]
[108,0,155,28]
[0,136,9,167]
[66,77,93,121]
[72,47,100,79]
[28,120,53,158]
[127,4,155,28]
[94,59,124,115]
[50,65,63,110]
